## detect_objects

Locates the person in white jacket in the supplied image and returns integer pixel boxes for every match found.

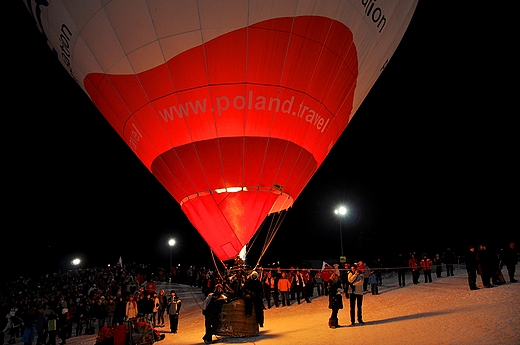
[348,263,365,326]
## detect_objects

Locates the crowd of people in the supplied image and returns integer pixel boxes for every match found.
[1,242,517,344]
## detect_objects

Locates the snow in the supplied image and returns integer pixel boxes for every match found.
[49,266,520,345]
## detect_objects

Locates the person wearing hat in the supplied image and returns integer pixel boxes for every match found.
[243,271,264,327]
[465,245,479,290]
[348,263,365,326]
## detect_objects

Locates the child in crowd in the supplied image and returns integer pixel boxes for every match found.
[369,271,378,295]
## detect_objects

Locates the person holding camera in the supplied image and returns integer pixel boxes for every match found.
[348,263,365,326]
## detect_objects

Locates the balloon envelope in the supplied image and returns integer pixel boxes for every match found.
[23,0,418,260]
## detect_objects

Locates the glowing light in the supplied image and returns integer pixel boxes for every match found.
[335,206,347,215]
[215,187,248,194]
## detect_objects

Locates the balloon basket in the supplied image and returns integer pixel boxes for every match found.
[216,298,259,337]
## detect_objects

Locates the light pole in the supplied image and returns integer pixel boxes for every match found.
[168,239,176,282]
[334,206,347,257]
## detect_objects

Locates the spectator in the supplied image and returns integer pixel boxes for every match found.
[84,300,96,335]
[94,298,107,332]
[420,254,433,283]
[35,306,47,345]
[74,300,86,336]
[369,271,379,295]
[465,245,479,290]
[105,298,116,328]
[277,272,291,307]
[46,312,57,345]
[476,244,494,288]
[57,307,70,345]
[408,253,421,285]
[243,271,264,327]
[443,247,456,277]
[167,290,182,334]
[3,314,15,344]
[396,253,408,287]
[139,294,154,321]
[292,270,311,304]
[156,290,168,327]
[373,258,383,286]
[321,265,333,295]
[327,273,343,329]
[262,272,277,309]
[22,320,36,345]
[144,278,157,297]
[125,296,138,320]
[303,269,314,299]
[314,271,324,296]
[348,263,364,326]
[113,296,126,326]
[358,261,370,292]
[433,254,443,278]
[151,293,160,326]
[502,242,518,283]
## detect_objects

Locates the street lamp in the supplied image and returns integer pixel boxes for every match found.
[168,239,176,282]
[334,206,348,257]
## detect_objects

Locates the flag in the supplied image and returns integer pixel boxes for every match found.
[321,261,332,271]
[118,256,123,268]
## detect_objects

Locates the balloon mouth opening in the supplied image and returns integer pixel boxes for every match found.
[180,186,293,214]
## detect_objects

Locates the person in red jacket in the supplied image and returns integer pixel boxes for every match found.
[145,278,157,297]
[409,253,421,284]
[420,254,433,283]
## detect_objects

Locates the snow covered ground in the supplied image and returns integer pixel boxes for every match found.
[29,265,520,345]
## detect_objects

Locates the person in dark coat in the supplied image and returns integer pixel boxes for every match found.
[57,308,70,345]
[202,284,227,344]
[465,245,479,290]
[476,244,494,288]
[243,271,264,327]
[433,254,443,278]
[396,253,408,287]
[35,306,47,345]
[502,242,518,283]
[327,273,343,328]
[443,247,456,277]
[113,296,126,326]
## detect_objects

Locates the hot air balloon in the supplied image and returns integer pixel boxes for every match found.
[23,0,418,262]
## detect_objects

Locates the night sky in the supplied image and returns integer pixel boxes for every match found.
[5,2,516,281]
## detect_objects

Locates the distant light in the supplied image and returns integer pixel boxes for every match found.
[169,239,176,247]
[72,258,81,266]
